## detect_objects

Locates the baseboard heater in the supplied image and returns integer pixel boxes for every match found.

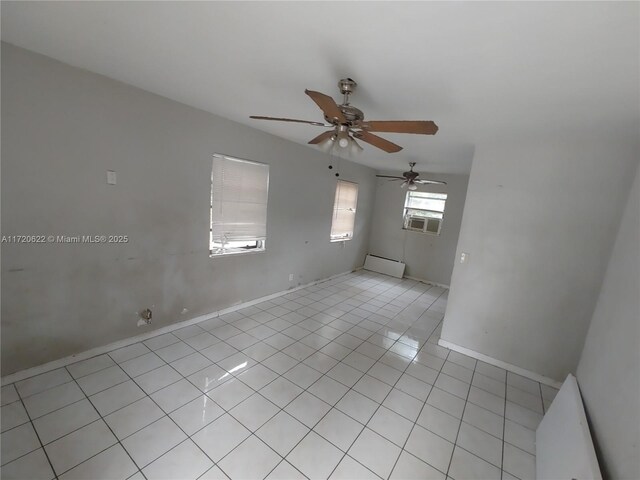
[536,374,602,479]
[363,254,406,278]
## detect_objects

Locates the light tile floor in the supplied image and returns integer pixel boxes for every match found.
[0,271,557,480]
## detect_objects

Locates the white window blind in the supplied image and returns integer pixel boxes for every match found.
[330,180,358,241]
[210,154,269,255]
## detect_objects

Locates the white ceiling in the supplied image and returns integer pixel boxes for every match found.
[2,1,638,175]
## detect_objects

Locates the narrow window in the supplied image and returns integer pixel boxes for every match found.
[210,154,269,256]
[330,180,358,241]
[403,191,447,235]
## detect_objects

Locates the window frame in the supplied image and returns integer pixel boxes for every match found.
[209,153,270,257]
[330,180,359,242]
[402,190,447,236]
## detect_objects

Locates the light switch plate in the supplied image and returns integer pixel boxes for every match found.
[107,170,117,185]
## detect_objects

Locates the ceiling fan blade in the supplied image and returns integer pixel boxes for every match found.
[414,179,448,185]
[362,120,439,135]
[308,130,335,145]
[305,90,346,123]
[250,116,329,127]
[375,175,404,179]
[353,131,403,153]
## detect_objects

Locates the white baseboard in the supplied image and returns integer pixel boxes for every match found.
[2,268,359,386]
[404,275,450,289]
[438,339,563,389]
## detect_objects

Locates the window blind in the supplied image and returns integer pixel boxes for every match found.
[330,180,358,241]
[211,154,269,246]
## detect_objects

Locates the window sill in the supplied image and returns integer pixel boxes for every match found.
[209,248,266,258]
[330,238,353,243]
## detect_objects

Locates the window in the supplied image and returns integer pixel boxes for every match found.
[403,191,447,235]
[330,180,358,241]
[210,154,269,256]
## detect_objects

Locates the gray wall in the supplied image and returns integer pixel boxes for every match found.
[440,137,639,382]
[1,43,376,375]
[576,163,639,479]
[368,173,469,286]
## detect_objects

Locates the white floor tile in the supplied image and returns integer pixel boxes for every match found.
[395,374,432,402]
[242,341,278,362]
[67,355,115,379]
[285,363,323,390]
[505,401,543,431]
[287,431,344,480]
[16,369,72,398]
[183,332,220,351]
[456,422,503,467]
[23,381,85,419]
[142,439,212,480]
[304,352,339,374]
[1,422,41,466]
[427,387,466,419]
[504,419,536,454]
[262,352,298,375]
[266,460,306,480]
[382,388,424,422]
[503,443,536,480]
[1,401,29,433]
[257,411,310,457]
[76,365,129,396]
[313,407,364,452]
[170,352,212,377]
[336,390,379,425]
[0,447,55,480]
[260,377,303,408]
[390,450,446,480]
[134,365,182,394]
[169,395,224,436]
[151,378,201,413]
[348,427,401,479]
[307,375,349,406]
[475,361,507,383]
[191,414,250,462]
[435,373,471,400]
[327,362,363,387]
[144,333,180,351]
[471,372,506,398]
[285,392,331,428]
[120,352,165,377]
[122,416,187,468]
[187,364,230,393]
[448,446,501,480]
[33,399,99,444]
[236,364,279,391]
[173,324,206,340]
[367,406,414,447]
[108,343,151,364]
[59,444,137,480]
[283,342,316,361]
[216,352,255,375]
[199,465,230,480]
[367,362,403,386]
[218,435,281,480]
[330,455,380,479]
[45,420,117,475]
[507,372,540,396]
[506,385,543,414]
[200,342,238,363]
[206,377,254,410]
[89,380,145,416]
[1,385,20,406]
[104,397,164,440]
[404,424,454,474]
[462,402,504,439]
[230,393,279,431]
[353,375,392,403]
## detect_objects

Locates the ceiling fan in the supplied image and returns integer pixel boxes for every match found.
[250,78,438,153]
[376,162,446,190]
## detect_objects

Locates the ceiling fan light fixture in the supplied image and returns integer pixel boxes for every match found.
[408,182,418,191]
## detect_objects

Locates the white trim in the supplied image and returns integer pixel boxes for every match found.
[2,268,358,386]
[438,339,563,389]
[404,275,450,289]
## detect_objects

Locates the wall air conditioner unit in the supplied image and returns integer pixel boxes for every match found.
[405,216,442,235]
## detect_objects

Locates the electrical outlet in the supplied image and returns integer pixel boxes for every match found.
[107,170,117,185]
[289,274,294,281]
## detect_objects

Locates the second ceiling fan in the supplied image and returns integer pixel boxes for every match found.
[251,78,438,153]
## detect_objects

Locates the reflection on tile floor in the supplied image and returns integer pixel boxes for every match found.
[0,271,557,479]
